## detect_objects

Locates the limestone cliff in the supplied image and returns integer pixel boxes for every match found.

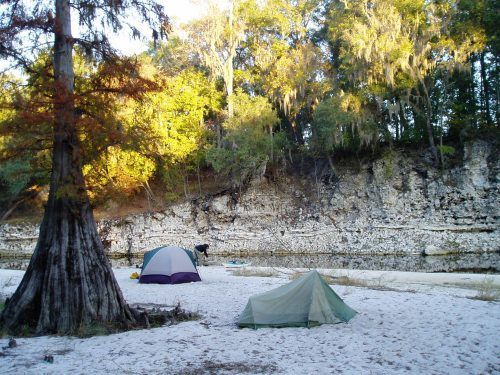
[1,141,498,259]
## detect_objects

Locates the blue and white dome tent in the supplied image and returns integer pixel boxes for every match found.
[139,246,201,284]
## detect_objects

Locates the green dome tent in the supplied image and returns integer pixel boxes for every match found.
[237,270,357,329]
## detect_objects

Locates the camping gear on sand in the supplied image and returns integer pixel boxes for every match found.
[139,246,201,284]
[237,270,357,328]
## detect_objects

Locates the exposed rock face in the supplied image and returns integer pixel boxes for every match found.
[1,141,498,259]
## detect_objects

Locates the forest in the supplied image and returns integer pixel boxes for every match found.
[0,0,498,219]
[0,0,499,339]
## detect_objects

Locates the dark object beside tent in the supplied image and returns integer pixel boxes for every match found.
[237,270,357,328]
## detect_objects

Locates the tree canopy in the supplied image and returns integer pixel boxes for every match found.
[1,0,498,214]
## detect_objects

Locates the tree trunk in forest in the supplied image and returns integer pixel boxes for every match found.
[216,122,222,148]
[470,57,478,129]
[496,58,500,126]
[398,101,408,138]
[425,104,439,165]
[197,162,202,195]
[395,114,400,141]
[225,63,234,117]
[269,124,274,163]
[0,0,136,335]
[419,78,439,165]
[479,52,492,126]
[449,66,475,141]
[225,0,236,118]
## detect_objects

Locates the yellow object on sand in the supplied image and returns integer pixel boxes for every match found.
[130,272,140,279]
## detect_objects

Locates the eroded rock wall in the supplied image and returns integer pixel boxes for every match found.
[1,141,498,257]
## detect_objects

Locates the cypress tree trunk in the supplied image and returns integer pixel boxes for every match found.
[0,0,136,335]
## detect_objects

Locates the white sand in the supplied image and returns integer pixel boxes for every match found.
[0,266,499,374]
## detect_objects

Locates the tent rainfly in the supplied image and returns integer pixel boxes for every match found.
[139,246,201,284]
[237,270,357,328]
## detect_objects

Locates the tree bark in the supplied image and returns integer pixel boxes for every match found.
[395,110,400,141]
[225,0,236,118]
[225,62,234,117]
[0,0,136,335]
[269,124,274,163]
[419,77,439,165]
[480,52,492,126]
[496,58,500,126]
[470,55,478,129]
[398,101,408,138]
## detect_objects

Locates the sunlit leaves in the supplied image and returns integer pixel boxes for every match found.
[224,89,279,135]
[83,147,156,199]
[240,0,329,146]
[328,0,481,91]
[264,43,326,117]
[1,0,497,210]
[125,68,221,164]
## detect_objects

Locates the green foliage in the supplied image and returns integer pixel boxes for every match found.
[224,90,279,136]
[122,66,222,191]
[83,147,156,200]
[324,0,495,151]
[437,145,456,156]
[311,93,378,154]
[206,148,235,175]
[329,0,467,88]
[0,0,497,211]
[127,68,219,162]
[242,0,329,130]
[206,90,281,185]
[148,36,197,76]
[74,319,151,338]
[382,150,397,179]
[262,43,327,117]
[1,49,164,207]
[70,57,222,201]
[0,74,51,209]
[0,160,32,199]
